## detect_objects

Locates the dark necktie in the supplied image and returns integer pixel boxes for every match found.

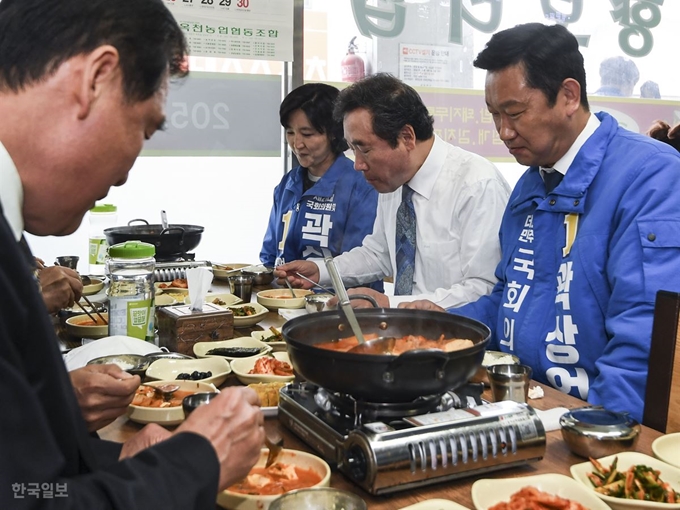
[395,185,417,296]
[18,234,36,268]
[544,170,563,194]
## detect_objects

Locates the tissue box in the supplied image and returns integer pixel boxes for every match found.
[157,303,234,356]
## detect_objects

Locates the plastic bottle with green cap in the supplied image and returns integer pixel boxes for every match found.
[106,241,156,343]
[89,203,118,276]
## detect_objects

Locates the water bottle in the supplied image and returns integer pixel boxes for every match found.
[106,241,156,343]
[89,204,118,276]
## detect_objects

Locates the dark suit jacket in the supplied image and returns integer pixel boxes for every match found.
[0,208,220,509]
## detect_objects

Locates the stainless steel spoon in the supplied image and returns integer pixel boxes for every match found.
[140,383,181,401]
[161,209,168,230]
[264,434,283,468]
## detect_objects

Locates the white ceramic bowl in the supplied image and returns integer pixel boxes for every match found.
[185,292,242,307]
[65,312,109,339]
[471,473,610,510]
[126,380,218,426]
[231,352,294,385]
[212,262,251,280]
[653,432,680,468]
[256,289,313,310]
[570,451,680,510]
[82,277,105,296]
[217,448,331,510]
[193,337,272,361]
[145,357,232,387]
[228,302,269,328]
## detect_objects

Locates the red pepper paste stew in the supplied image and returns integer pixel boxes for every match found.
[227,462,322,496]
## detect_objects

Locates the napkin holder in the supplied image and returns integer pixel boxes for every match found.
[157,303,234,356]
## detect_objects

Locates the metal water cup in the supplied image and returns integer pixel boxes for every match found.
[228,275,253,303]
[487,364,533,403]
[55,256,79,270]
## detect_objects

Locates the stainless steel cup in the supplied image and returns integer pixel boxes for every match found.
[182,392,219,416]
[55,256,79,270]
[228,275,253,302]
[486,363,532,403]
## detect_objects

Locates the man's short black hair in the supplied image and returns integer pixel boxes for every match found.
[0,0,187,102]
[474,23,589,111]
[333,73,434,148]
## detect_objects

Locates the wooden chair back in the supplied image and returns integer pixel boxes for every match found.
[642,290,680,433]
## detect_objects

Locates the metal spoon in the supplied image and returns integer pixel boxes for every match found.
[275,256,297,298]
[140,383,181,402]
[264,434,283,468]
[161,210,169,230]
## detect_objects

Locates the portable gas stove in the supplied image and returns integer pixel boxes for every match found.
[153,259,212,282]
[279,382,546,495]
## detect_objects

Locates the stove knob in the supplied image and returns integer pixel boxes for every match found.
[345,445,367,481]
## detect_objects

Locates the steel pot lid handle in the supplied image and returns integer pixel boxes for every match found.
[159,226,185,246]
[348,294,379,308]
[128,218,150,226]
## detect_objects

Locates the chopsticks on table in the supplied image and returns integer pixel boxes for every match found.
[78,294,108,325]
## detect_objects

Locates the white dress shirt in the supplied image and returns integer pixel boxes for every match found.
[314,135,511,308]
[0,142,24,241]
[540,113,601,181]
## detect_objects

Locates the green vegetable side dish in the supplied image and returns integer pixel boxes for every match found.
[261,326,284,343]
[229,305,257,317]
[588,457,680,503]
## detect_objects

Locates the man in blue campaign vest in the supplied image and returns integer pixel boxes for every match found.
[405,23,680,422]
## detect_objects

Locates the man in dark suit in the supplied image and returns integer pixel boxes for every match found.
[0,0,264,507]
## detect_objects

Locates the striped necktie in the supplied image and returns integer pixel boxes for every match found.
[395,185,417,296]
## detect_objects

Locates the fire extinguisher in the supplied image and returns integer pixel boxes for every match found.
[341,36,365,83]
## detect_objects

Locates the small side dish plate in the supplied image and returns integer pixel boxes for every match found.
[230,352,294,385]
[228,302,269,328]
[212,262,251,280]
[472,473,610,510]
[652,432,680,468]
[145,357,232,387]
[82,278,105,296]
[251,329,286,348]
[570,451,680,510]
[193,337,272,361]
[185,292,242,307]
[155,286,188,303]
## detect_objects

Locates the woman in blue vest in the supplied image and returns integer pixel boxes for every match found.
[260,83,381,289]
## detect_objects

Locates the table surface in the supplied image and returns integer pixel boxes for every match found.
[98,283,665,509]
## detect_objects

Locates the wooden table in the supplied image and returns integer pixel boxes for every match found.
[99,303,663,509]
